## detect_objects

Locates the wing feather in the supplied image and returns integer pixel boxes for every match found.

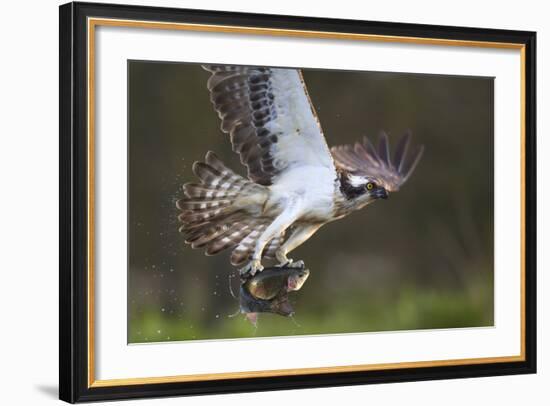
[202,65,335,185]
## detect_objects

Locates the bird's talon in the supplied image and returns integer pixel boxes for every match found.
[289,260,305,269]
[276,259,293,268]
[240,259,264,279]
[276,258,305,269]
[252,259,264,273]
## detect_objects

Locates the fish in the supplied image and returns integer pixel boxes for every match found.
[239,266,310,325]
[244,267,310,300]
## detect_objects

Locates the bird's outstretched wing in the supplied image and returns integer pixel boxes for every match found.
[202,65,335,185]
[331,131,424,192]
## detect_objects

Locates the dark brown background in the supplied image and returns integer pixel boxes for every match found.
[128,61,493,343]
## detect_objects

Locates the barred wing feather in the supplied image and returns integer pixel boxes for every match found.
[202,65,336,185]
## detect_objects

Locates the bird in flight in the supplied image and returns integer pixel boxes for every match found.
[177,65,423,278]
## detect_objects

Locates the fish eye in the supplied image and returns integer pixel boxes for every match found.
[366,182,375,191]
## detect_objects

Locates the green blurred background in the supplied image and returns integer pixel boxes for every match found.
[128,61,494,343]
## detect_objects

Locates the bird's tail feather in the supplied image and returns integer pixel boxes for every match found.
[177,151,272,265]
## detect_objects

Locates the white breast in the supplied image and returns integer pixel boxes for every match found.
[267,165,336,221]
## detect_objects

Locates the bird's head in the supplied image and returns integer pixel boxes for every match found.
[339,172,388,209]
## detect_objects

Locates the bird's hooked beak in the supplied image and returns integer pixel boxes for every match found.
[373,188,388,200]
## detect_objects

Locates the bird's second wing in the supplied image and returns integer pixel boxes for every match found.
[203,65,335,185]
[331,131,424,192]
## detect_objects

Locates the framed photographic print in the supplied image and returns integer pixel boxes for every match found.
[59,1,536,403]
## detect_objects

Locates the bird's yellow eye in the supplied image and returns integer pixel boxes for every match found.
[366,182,374,191]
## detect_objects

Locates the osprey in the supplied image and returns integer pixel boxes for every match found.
[177,65,423,277]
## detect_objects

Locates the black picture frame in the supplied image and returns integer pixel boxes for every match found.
[59,1,536,403]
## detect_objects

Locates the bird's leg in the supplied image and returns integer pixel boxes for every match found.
[243,201,302,276]
[275,223,323,269]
